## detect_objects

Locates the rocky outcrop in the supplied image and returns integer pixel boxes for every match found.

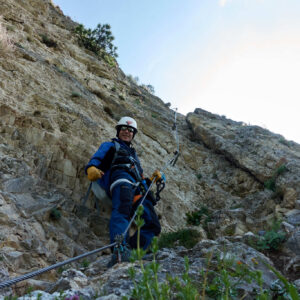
[1,238,294,299]
[0,0,300,298]
[187,108,300,200]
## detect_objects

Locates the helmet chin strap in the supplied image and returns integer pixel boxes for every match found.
[116,127,121,138]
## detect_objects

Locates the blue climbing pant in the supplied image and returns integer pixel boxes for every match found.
[109,181,161,250]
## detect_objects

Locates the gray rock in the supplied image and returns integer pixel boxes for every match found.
[17,290,52,300]
[3,177,36,193]
[186,109,300,197]
[281,221,295,234]
[47,269,88,293]
[286,230,300,255]
[0,268,12,298]
[287,211,300,226]
[294,279,300,290]
[96,295,121,300]
[285,256,300,273]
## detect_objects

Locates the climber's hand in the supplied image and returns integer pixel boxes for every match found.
[87,166,104,181]
[150,169,162,183]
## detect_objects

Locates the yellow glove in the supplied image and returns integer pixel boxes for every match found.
[150,170,162,182]
[87,166,104,181]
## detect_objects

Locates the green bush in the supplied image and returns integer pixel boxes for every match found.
[158,229,200,249]
[275,164,287,176]
[141,84,155,94]
[50,208,61,220]
[256,230,286,251]
[71,92,81,98]
[264,164,287,192]
[264,178,276,191]
[279,138,292,147]
[81,259,90,268]
[186,206,211,227]
[256,221,286,251]
[40,34,57,48]
[196,172,202,180]
[74,23,118,59]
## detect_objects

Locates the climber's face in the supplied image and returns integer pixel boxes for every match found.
[118,126,134,142]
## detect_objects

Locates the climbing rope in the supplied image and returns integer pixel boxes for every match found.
[0,108,180,290]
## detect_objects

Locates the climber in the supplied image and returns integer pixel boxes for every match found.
[85,116,162,265]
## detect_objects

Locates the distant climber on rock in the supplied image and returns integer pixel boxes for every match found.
[85,116,162,266]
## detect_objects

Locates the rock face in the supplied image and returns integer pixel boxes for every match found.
[0,0,300,298]
[187,108,300,196]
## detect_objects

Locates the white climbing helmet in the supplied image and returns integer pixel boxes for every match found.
[116,116,138,132]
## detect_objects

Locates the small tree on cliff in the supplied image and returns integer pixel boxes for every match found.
[75,23,118,59]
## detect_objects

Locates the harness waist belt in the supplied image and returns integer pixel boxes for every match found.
[110,178,140,194]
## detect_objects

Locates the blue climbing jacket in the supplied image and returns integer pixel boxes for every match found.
[85,138,144,196]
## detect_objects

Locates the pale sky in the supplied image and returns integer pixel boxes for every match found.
[53,0,300,143]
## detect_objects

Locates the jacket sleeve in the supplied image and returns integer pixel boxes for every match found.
[85,142,115,174]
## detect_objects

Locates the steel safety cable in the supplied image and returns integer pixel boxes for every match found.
[0,242,116,289]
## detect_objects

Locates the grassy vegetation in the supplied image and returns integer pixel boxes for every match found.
[196,172,202,180]
[264,163,288,192]
[186,206,212,228]
[71,91,81,98]
[124,206,299,300]
[50,207,61,220]
[40,34,58,48]
[81,259,90,268]
[256,220,286,251]
[279,138,293,147]
[158,229,200,249]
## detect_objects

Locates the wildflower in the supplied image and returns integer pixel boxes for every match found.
[65,295,80,300]
[251,258,259,265]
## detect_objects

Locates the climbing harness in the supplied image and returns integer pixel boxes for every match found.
[110,140,143,183]
[0,108,180,289]
[110,178,140,194]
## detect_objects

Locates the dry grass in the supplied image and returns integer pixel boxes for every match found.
[0,17,15,54]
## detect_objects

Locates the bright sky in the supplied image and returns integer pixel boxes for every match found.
[53,0,300,143]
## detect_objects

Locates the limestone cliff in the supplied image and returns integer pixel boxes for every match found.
[0,0,299,298]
